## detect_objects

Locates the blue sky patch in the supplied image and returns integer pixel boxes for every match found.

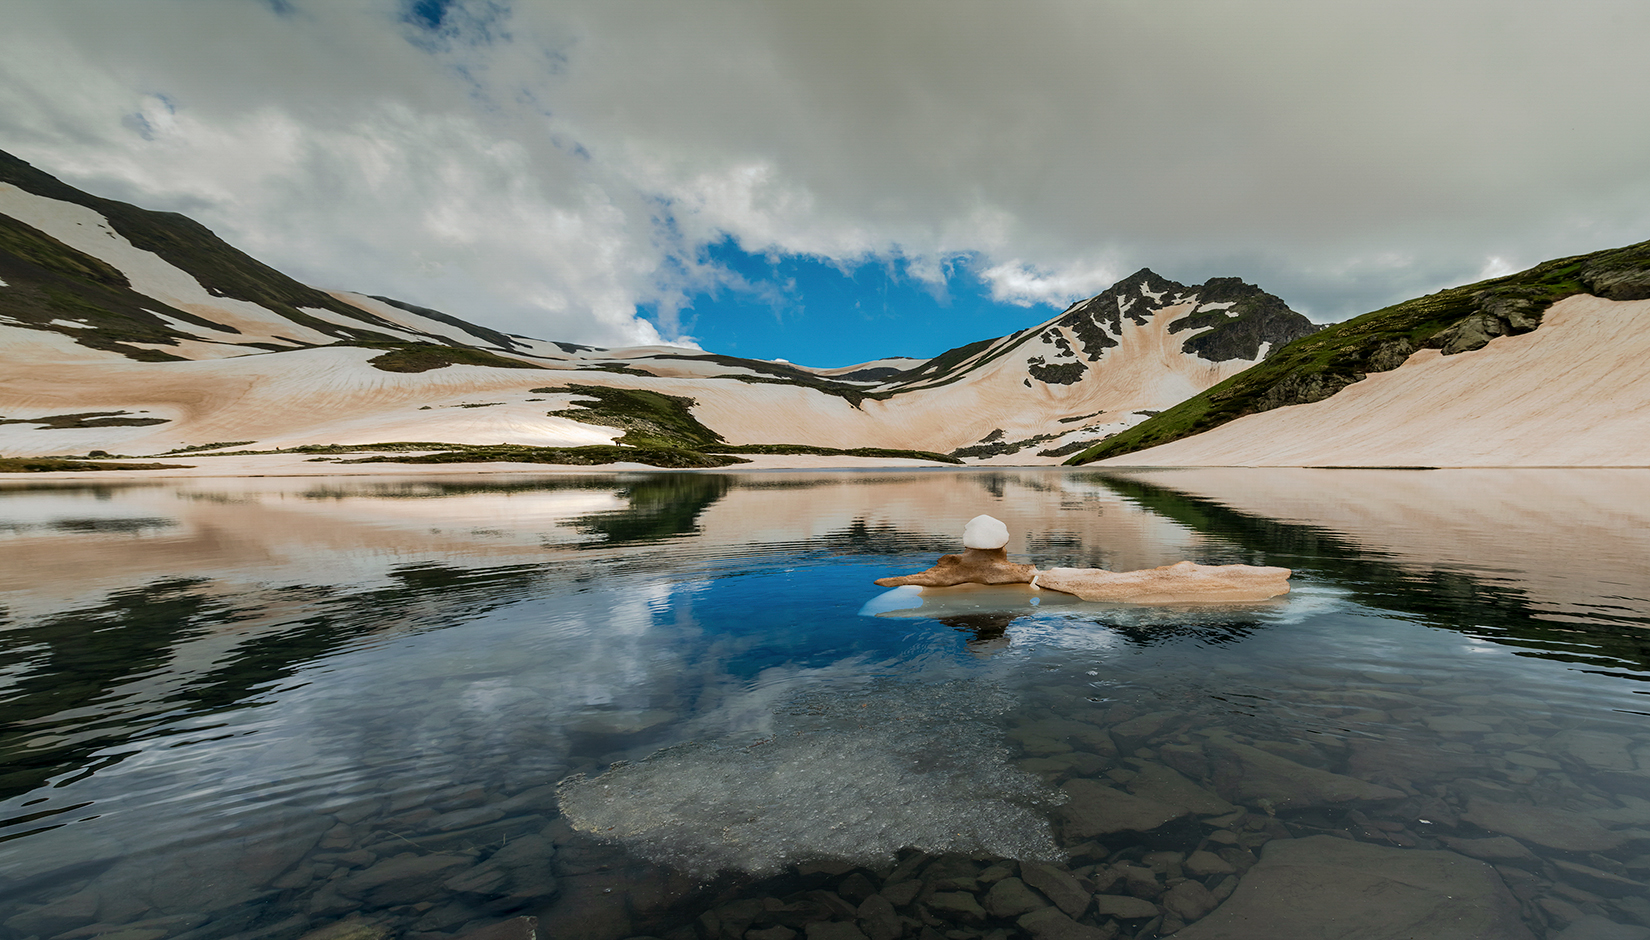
[646,238,1060,368]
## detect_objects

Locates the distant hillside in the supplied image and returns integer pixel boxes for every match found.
[0,150,1313,466]
[1067,239,1650,466]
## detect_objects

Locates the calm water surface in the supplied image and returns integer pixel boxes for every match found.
[1,469,1647,940]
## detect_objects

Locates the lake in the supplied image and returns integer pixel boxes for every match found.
[2,468,1647,940]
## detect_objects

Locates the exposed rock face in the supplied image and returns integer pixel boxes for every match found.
[1053,269,1316,368]
[873,547,1037,587]
[1172,836,1536,940]
[1033,561,1291,604]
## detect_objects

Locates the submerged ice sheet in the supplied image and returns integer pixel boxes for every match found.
[556,677,1067,875]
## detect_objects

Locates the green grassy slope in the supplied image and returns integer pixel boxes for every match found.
[1067,238,1650,464]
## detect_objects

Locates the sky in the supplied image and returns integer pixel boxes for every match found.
[3,1,1650,367]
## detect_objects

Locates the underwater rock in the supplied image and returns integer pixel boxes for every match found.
[1204,732,1404,808]
[1033,561,1291,604]
[1462,799,1627,852]
[1172,835,1535,940]
[1059,779,1189,837]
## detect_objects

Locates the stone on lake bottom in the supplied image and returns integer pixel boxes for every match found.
[1162,879,1219,923]
[1440,835,1537,863]
[1205,733,1404,808]
[925,890,987,922]
[983,877,1047,918]
[1091,895,1158,920]
[804,922,869,940]
[1462,798,1626,852]
[855,894,900,940]
[1123,762,1235,816]
[450,917,537,940]
[1171,835,1535,940]
[1018,860,1091,918]
[1016,907,1117,940]
[1183,850,1238,877]
[1059,779,1189,838]
[1555,916,1650,940]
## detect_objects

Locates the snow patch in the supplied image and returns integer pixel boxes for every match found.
[145,310,243,338]
[1194,301,1236,313]
[298,306,427,344]
[47,318,95,329]
[1139,283,1165,302]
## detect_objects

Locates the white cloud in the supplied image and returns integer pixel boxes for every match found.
[981,259,1123,309]
[3,0,1649,345]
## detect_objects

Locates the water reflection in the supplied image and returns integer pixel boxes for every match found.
[1095,469,1650,677]
[0,469,1647,940]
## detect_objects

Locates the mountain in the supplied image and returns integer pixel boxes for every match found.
[1068,240,1650,467]
[0,151,1314,467]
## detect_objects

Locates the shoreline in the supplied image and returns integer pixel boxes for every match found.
[4,453,1648,485]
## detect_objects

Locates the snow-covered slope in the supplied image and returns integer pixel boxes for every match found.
[1094,294,1650,467]
[0,151,1313,464]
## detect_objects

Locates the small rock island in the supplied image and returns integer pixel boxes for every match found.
[876,515,1292,604]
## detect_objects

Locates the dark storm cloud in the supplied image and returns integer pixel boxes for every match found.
[2,0,1647,343]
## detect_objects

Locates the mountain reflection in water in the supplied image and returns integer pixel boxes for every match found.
[0,468,1647,940]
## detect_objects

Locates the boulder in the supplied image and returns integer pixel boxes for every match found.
[1091,895,1158,920]
[1018,861,1090,918]
[983,877,1048,918]
[1034,562,1290,604]
[1172,835,1535,940]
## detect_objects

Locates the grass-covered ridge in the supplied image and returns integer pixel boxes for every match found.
[1067,238,1650,464]
[339,444,749,469]
[706,443,963,464]
[539,384,726,449]
[362,343,545,373]
[0,456,192,472]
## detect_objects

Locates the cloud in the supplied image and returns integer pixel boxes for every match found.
[3,0,1649,344]
[980,259,1124,309]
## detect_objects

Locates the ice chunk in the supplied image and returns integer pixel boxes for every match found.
[858,584,925,616]
[962,514,1010,550]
